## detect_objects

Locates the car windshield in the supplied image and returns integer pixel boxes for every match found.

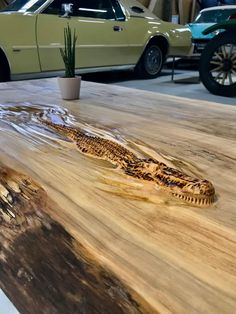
[1,0,48,12]
[194,9,236,23]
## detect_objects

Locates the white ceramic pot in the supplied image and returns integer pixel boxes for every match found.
[58,76,81,100]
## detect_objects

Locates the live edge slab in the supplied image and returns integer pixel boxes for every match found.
[0,79,236,314]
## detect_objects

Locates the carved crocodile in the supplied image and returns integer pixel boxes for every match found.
[40,119,215,207]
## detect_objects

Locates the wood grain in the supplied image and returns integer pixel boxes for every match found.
[0,164,152,314]
[0,78,236,313]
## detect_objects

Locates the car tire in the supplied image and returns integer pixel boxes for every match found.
[0,51,10,82]
[199,31,236,97]
[0,65,6,82]
[135,44,163,79]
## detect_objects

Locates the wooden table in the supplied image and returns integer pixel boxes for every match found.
[0,78,236,314]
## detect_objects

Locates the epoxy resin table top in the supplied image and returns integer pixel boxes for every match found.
[0,79,236,314]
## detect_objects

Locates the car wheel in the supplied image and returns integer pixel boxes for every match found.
[135,44,163,79]
[0,51,10,82]
[199,31,236,97]
[0,72,7,82]
[0,65,6,82]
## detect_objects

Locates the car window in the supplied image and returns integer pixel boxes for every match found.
[194,9,236,23]
[42,0,63,15]
[43,0,118,20]
[1,0,46,12]
[76,0,115,19]
[111,0,126,21]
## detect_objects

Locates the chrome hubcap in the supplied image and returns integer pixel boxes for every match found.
[210,43,236,86]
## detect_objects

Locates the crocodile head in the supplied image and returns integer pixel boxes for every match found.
[171,179,215,206]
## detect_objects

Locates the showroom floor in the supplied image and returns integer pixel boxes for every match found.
[83,62,236,107]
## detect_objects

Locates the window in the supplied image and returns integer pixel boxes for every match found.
[42,0,63,15]
[2,0,46,12]
[42,0,125,20]
[195,9,236,24]
[76,0,115,19]
[111,0,125,21]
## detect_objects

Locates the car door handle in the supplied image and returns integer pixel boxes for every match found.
[113,26,123,32]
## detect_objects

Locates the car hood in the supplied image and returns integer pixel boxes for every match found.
[188,23,216,39]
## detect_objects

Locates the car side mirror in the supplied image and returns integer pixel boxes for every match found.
[61,3,73,17]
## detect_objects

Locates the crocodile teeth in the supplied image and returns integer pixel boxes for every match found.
[171,192,214,207]
[0,183,13,206]
[7,193,13,203]
[6,208,15,218]
[7,180,21,193]
[0,183,9,199]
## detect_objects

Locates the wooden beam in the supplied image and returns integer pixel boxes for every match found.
[177,0,184,24]
[190,0,197,22]
[148,0,157,11]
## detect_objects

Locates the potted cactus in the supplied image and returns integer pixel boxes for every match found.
[58,24,81,100]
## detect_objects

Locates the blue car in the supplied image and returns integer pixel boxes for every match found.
[188,5,236,53]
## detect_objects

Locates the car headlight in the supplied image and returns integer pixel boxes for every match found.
[213,30,220,36]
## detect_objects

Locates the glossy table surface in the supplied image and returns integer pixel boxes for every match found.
[0,79,236,314]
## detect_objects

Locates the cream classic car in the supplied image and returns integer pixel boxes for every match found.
[0,0,192,81]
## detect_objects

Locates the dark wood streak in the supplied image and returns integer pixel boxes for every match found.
[0,163,155,314]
